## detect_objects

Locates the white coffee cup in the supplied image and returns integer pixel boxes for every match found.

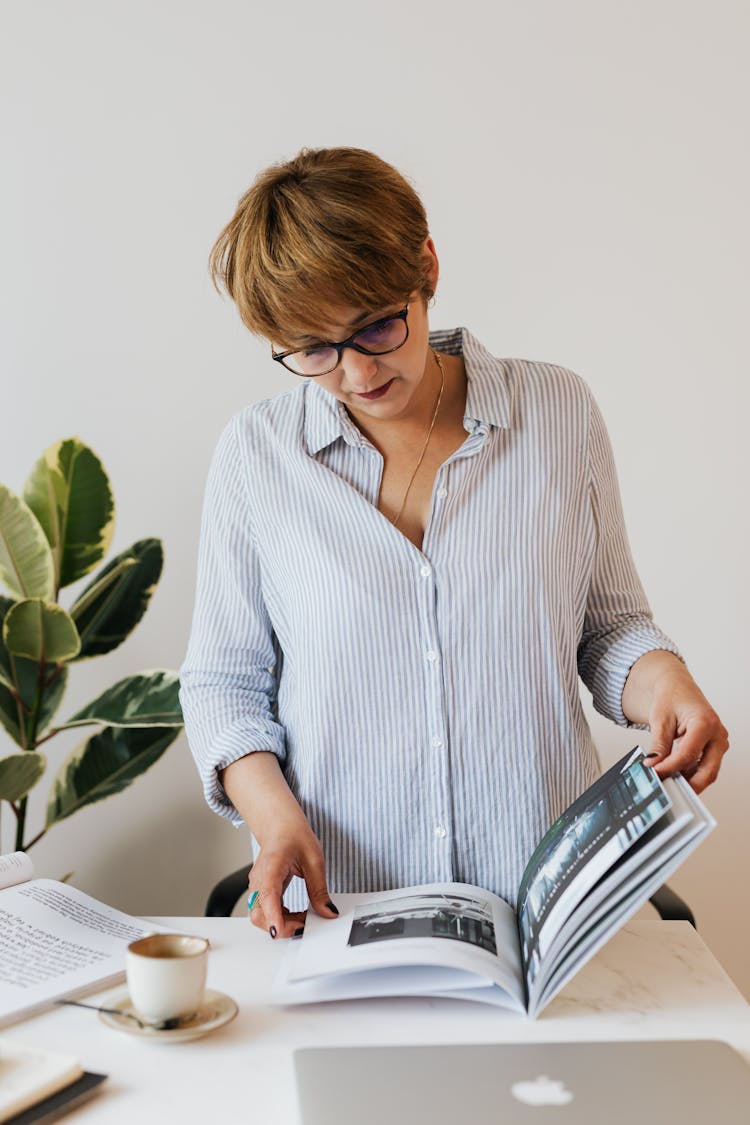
[126,933,209,1024]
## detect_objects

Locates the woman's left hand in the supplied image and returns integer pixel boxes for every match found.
[622,650,729,793]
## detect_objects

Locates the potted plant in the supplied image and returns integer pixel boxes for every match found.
[0,437,183,854]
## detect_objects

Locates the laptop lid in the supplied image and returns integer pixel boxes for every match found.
[294,1040,750,1125]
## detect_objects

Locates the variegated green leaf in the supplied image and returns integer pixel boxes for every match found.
[0,594,68,744]
[0,687,24,747]
[58,670,182,729]
[0,594,12,679]
[69,539,163,660]
[0,669,68,746]
[0,594,15,689]
[46,725,180,825]
[0,752,46,801]
[24,438,115,589]
[0,595,24,744]
[4,599,81,663]
[0,483,55,600]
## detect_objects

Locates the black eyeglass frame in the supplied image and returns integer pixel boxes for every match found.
[271,305,411,377]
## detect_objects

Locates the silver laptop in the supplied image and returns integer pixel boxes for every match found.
[294,1040,750,1124]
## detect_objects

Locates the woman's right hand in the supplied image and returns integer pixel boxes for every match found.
[218,751,338,938]
[247,823,339,939]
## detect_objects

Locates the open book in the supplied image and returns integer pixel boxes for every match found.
[0,852,167,1027]
[274,748,715,1017]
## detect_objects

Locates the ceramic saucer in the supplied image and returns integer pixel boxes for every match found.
[99,989,238,1042]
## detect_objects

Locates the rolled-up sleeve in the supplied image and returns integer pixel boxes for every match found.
[179,416,285,825]
[577,391,683,728]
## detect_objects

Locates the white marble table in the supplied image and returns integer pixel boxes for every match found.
[4,918,750,1124]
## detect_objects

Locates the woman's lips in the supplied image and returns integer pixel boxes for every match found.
[356,378,394,401]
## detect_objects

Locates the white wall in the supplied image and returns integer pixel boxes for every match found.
[2,1,748,996]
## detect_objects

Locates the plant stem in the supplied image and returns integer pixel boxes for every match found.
[45,664,65,691]
[14,800,26,851]
[23,826,47,849]
[34,728,60,747]
[15,661,46,852]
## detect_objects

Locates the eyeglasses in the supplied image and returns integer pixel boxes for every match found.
[272,306,410,377]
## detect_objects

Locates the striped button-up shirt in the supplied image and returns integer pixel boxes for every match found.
[180,327,680,911]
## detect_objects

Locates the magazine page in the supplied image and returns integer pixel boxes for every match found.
[273,940,493,1005]
[0,852,34,891]
[515,747,672,985]
[532,776,698,994]
[280,882,525,1009]
[0,878,168,1026]
[528,787,715,1017]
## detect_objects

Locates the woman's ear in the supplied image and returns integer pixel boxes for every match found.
[423,236,439,295]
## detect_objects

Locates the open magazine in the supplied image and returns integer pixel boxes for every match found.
[0,852,168,1027]
[273,747,715,1018]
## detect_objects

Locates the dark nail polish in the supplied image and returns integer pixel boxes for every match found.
[269,925,277,939]
[294,927,304,937]
[326,901,339,915]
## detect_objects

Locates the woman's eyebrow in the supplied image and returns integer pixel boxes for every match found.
[343,304,403,332]
[292,307,393,348]
[346,309,378,329]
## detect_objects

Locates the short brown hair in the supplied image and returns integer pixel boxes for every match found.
[209,147,433,346]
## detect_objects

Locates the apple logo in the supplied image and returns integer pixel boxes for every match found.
[511,1075,574,1107]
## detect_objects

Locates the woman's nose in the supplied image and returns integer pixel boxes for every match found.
[340,347,379,390]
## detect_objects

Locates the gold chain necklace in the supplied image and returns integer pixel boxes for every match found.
[391,349,445,529]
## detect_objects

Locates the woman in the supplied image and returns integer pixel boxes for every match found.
[180,147,728,940]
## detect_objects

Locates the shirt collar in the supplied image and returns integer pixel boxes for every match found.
[303,326,511,456]
[303,384,365,455]
[429,327,511,431]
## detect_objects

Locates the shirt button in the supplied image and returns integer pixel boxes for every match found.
[434,825,448,839]
[420,565,432,578]
[431,736,443,749]
[425,650,438,663]
[436,488,448,500]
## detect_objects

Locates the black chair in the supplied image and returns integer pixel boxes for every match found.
[204,864,696,927]
[649,884,696,927]
[205,864,253,917]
